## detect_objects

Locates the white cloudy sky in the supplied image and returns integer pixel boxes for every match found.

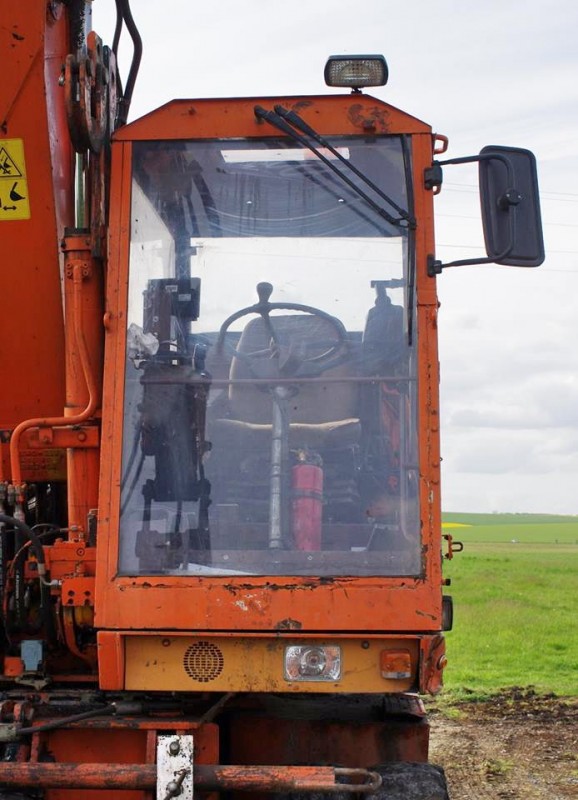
[94,0,578,514]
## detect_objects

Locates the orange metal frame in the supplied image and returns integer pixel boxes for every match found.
[95,94,443,637]
[0,0,72,461]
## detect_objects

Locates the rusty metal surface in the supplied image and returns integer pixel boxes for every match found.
[419,634,447,696]
[64,31,110,153]
[197,766,381,793]
[0,762,380,793]
[112,96,431,142]
[0,762,155,789]
[228,716,430,767]
[225,695,430,766]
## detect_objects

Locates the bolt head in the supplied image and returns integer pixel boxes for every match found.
[168,740,180,755]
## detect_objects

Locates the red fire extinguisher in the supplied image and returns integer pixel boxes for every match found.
[292,452,323,551]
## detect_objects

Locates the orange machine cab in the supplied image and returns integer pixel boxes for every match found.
[0,8,545,795]
[94,94,446,696]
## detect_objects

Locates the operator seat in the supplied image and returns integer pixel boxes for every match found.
[211,313,361,452]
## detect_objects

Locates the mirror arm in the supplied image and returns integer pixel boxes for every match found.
[426,153,517,277]
[427,250,510,276]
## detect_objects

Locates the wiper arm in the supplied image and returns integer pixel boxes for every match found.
[254,105,411,230]
[274,105,415,229]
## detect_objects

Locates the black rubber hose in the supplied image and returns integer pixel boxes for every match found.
[16,705,116,736]
[0,515,45,570]
[116,0,143,126]
[0,514,53,642]
[112,0,124,58]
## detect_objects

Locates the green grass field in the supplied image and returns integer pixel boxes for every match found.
[440,513,578,699]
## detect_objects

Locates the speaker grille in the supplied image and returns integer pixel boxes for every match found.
[183,641,224,682]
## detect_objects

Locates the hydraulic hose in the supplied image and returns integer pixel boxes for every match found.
[0,514,46,572]
[9,262,99,486]
[115,0,143,126]
[0,513,54,641]
[16,704,116,736]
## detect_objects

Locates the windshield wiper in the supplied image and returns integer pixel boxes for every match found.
[254,105,415,231]
[274,105,415,229]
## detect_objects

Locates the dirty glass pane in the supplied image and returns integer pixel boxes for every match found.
[119,136,420,577]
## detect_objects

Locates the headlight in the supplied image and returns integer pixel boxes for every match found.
[324,55,388,90]
[284,645,342,682]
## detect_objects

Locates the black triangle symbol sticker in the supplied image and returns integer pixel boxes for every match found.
[0,148,23,179]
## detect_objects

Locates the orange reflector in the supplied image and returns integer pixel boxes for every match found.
[3,656,23,677]
[380,649,412,680]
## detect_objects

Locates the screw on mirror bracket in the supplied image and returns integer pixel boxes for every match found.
[498,188,522,210]
[424,162,443,192]
[427,255,443,277]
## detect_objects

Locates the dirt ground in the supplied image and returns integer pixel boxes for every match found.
[428,689,578,800]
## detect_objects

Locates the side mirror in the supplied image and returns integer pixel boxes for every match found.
[426,146,545,276]
[479,145,545,267]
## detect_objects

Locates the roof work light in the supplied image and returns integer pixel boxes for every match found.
[324,55,388,91]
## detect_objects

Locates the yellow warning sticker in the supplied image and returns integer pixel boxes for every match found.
[0,138,30,221]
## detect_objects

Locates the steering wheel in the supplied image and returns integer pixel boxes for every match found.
[216,283,348,379]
